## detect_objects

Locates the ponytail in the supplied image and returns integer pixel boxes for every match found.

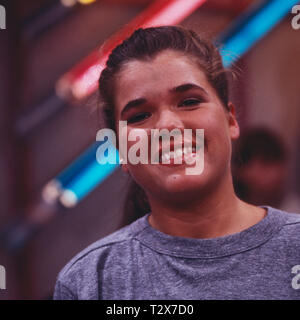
[120,177,151,226]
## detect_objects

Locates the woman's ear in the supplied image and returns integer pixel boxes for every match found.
[227,102,240,140]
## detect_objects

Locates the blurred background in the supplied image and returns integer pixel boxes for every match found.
[0,0,300,299]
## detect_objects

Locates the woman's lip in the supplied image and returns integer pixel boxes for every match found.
[155,141,197,161]
[158,152,198,166]
[147,138,206,165]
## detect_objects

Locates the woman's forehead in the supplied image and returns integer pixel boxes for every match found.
[115,50,209,98]
[120,49,201,77]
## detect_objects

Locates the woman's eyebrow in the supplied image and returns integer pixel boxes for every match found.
[121,98,147,116]
[170,83,208,95]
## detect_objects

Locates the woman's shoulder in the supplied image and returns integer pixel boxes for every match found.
[272,204,300,222]
[277,207,300,233]
[265,206,300,247]
[55,215,148,290]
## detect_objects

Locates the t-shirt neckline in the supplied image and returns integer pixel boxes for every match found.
[133,206,288,259]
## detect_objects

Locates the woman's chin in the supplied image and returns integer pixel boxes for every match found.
[158,172,208,197]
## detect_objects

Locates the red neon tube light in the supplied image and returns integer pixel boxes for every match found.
[56,0,207,100]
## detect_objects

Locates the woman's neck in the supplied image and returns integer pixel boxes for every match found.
[147,174,266,239]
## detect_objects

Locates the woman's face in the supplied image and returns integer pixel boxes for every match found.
[114,49,239,203]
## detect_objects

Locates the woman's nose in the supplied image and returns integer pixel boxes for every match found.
[155,109,184,131]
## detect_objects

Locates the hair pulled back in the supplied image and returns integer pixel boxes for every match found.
[98,25,232,224]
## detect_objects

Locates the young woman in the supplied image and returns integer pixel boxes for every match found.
[54,26,300,300]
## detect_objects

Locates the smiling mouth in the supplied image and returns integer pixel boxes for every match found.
[159,147,196,163]
[158,144,201,165]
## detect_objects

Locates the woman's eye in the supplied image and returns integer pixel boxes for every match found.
[127,112,151,124]
[179,98,201,107]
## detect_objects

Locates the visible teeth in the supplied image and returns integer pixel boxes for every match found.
[161,152,170,162]
[160,145,201,163]
[183,147,192,155]
[175,149,182,158]
[161,150,180,162]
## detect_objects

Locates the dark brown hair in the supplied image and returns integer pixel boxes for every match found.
[98,25,232,225]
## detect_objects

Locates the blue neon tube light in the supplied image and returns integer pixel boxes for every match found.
[218,0,300,67]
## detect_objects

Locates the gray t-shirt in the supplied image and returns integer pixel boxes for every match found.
[54,206,300,300]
